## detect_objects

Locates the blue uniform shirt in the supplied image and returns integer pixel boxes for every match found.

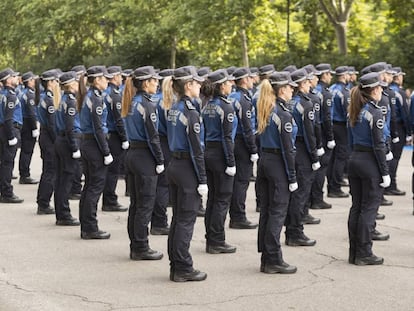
[37,89,57,142]
[56,91,80,152]
[19,87,38,130]
[0,86,19,140]
[330,82,350,122]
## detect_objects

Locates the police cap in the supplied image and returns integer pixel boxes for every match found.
[0,68,20,81]
[122,69,133,77]
[269,71,298,87]
[291,68,310,83]
[208,69,235,84]
[348,66,359,75]
[392,67,406,76]
[87,66,113,79]
[174,66,204,82]
[132,66,161,80]
[303,64,321,77]
[259,64,275,76]
[369,62,386,74]
[107,66,122,76]
[41,69,60,81]
[250,67,259,77]
[315,63,335,74]
[21,71,39,83]
[59,71,78,85]
[233,67,251,80]
[334,66,349,76]
[282,65,297,73]
[159,69,175,78]
[359,72,387,89]
[71,65,86,75]
[197,67,211,78]
[226,66,237,76]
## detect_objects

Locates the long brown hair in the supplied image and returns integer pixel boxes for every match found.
[161,76,174,110]
[348,85,374,126]
[76,73,87,112]
[121,77,145,118]
[257,79,276,134]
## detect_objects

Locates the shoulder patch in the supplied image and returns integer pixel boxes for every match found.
[67,107,76,116]
[284,122,293,133]
[193,122,201,134]
[326,99,332,107]
[7,102,15,109]
[376,118,384,129]
[314,103,320,111]
[116,102,122,110]
[308,110,315,121]
[47,105,55,114]
[95,106,103,115]
[29,99,35,106]
[246,110,252,119]
[150,112,157,122]
[380,106,388,115]
[391,98,396,105]
[185,100,195,110]
[227,113,234,123]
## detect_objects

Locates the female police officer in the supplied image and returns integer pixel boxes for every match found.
[347,72,389,266]
[256,71,298,274]
[201,69,238,254]
[121,66,164,260]
[166,66,207,282]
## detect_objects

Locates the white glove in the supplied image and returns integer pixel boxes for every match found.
[121,141,129,150]
[406,136,412,143]
[250,153,259,163]
[104,154,113,165]
[72,150,81,159]
[312,161,321,171]
[156,164,165,174]
[289,182,298,192]
[32,129,39,138]
[8,137,17,146]
[225,166,236,176]
[379,175,391,188]
[386,151,393,161]
[327,140,336,149]
[316,147,325,157]
[197,184,208,196]
[392,137,400,144]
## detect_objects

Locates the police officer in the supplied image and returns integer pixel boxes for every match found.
[229,67,258,229]
[36,69,60,214]
[327,66,351,198]
[18,71,40,185]
[285,68,320,247]
[256,71,298,274]
[121,66,164,259]
[347,72,388,266]
[201,69,238,254]
[166,66,207,282]
[78,66,113,239]
[0,68,24,203]
[54,71,81,226]
[101,66,129,212]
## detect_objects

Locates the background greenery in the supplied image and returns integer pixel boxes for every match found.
[1,0,413,86]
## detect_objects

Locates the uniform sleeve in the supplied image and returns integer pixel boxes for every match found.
[237,95,258,154]
[399,90,411,136]
[21,92,38,130]
[371,112,388,176]
[143,99,164,165]
[312,96,323,148]
[389,91,399,140]
[44,97,56,142]
[110,90,128,142]
[221,102,236,167]
[90,98,110,156]
[278,112,296,183]
[64,100,79,152]
[302,102,318,163]
[3,94,16,140]
[322,89,334,141]
[186,109,207,184]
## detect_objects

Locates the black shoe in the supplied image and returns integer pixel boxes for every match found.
[56,217,80,226]
[197,206,206,217]
[19,176,39,184]
[171,269,207,282]
[68,193,81,200]
[150,226,170,235]
[130,248,163,260]
[354,255,384,266]
[0,194,24,204]
[327,190,349,198]
[310,201,332,209]
[206,242,237,254]
[229,219,258,229]
[380,197,393,206]
[102,203,128,212]
[372,229,390,241]
[376,213,385,220]
[37,206,55,215]
[286,234,316,247]
[262,262,297,274]
[302,214,321,225]
[81,230,111,240]
[384,188,406,196]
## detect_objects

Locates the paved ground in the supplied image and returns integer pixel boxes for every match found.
[1,145,414,311]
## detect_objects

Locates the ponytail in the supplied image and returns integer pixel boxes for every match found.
[161,76,174,110]
[257,79,276,134]
[77,73,87,112]
[121,77,136,118]
[348,85,374,127]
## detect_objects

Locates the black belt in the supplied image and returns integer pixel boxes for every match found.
[262,148,281,154]
[59,132,82,138]
[13,122,22,130]
[172,151,190,159]
[130,141,148,149]
[353,144,373,152]
[333,121,346,125]
[296,136,304,142]
[206,141,222,148]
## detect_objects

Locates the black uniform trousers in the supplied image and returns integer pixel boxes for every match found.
[229,137,253,222]
[54,135,79,221]
[328,122,349,193]
[257,152,290,265]
[152,136,170,229]
[19,118,36,178]
[348,151,382,258]
[71,158,83,195]
[37,129,56,209]
[79,138,108,233]
[388,122,406,190]
[126,147,158,252]
[204,144,234,246]
[103,132,125,206]
[285,140,315,239]
[0,127,18,198]
[167,156,200,273]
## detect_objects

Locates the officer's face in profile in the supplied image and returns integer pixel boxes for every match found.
[372,86,383,101]
[186,80,201,98]
[282,85,294,101]
[220,80,233,96]
[144,78,159,95]
[95,76,108,91]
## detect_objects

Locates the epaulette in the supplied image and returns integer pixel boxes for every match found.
[185,100,195,110]
[68,93,76,100]
[113,88,120,94]
[243,93,251,101]
[221,97,232,105]
[93,89,101,97]
[29,89,35,94]
[143,94,154,102]
[46,90,53,98]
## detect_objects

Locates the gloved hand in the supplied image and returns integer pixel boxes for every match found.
[32,129,40,138]
[312,161,321,171]
[406,136,412,143]
[327,140,336,149]
[316,147,325,157]
[386,151,393,161]
[250,153,259,163]
[225,166,236,176]
[197,184,208,196]
[72,150,81,159]
[156,164,165,174]
[104,154,113,165]
[392,137,400,144]
[121,141,129,150]
[8,137,17,146]
[379,175,391,188]
[289,182,298,192]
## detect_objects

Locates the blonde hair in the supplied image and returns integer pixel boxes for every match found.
[161,76,174,110]
[257,79,276,134]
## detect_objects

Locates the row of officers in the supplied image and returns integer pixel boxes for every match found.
[0,61,410,282]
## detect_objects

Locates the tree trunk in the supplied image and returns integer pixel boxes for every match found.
[334,22,347,55]
[240,19,249,67]
[170,35,177,69]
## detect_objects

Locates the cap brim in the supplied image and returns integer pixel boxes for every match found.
[289,81,298,87]
[193,76,205,82]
